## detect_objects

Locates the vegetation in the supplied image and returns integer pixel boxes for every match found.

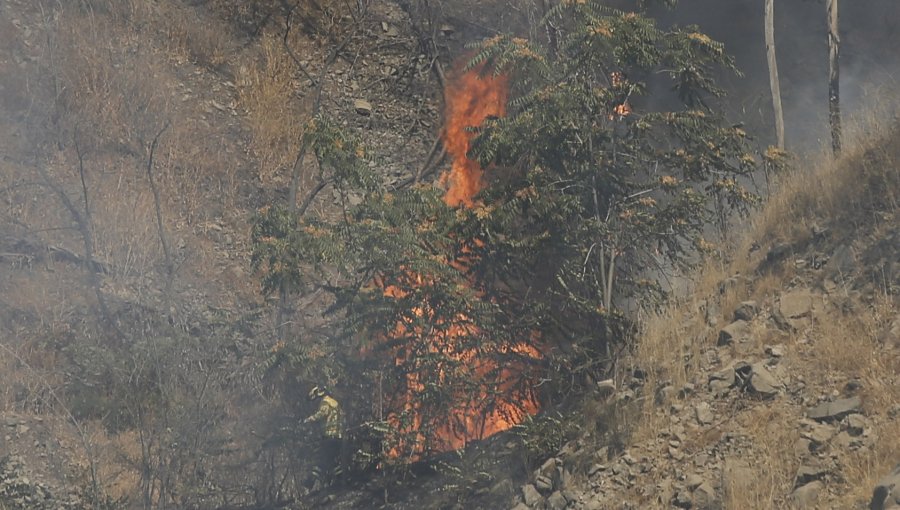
[251,0,767,461]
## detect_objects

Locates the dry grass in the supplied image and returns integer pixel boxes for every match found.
[630,107,900,508]
[723,403,799,508]
[236,30,310,184]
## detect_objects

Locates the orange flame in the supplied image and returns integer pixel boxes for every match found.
[441,67,509,207]
[376,64,541,459]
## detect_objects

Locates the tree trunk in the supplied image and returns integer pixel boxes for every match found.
[765,0,785,149]
[827,0,842,155]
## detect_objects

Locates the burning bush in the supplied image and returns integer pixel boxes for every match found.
[251,0,764,463]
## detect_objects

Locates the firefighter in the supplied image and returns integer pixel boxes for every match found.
[302,386,344,490]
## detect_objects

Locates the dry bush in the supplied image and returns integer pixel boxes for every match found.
[723,404,799,509]
[161,2,235,70]
[237,31,309,184]
[53,7,172,155]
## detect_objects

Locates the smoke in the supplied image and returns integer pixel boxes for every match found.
[646,0,900,153]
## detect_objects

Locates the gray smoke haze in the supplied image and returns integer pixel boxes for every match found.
[648,0,900,153]
[439,0,900,154]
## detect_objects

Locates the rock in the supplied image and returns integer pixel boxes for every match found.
[547,491,567,510]
[718,320,749,346]
[871,465,900,510]
[522,484,543,507]
[765,344,785,358]
[511,504,530,510]
[766,243,792,264]
[846,414,868,436]
[825,244,855,278]
[808,397,862,421]
[353,99,373,116]
[733,300,759,321]
[708,367,736,393]
[780,291,813,319]
[794,438,813,458]
[692,482,717,509]
[795,464,830,486]
[703,299,720,327]
[801,420,837,449]
[656,385,676,404]
[685,474,705,491]
[582,499,604,510]
[748,363,781,397]
[770,306,794,331]
[535,475,554,494]
[790,481,824,508]
[596,379,616,397]
[695,402,714,425]
[491,479,515,499]
[673,489,693,508]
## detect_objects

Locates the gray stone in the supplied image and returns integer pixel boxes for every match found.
[353,99,373,115]
[535,475,554,494]
[846,414,868,436]
[522,484,543,507]
[685,474,705,491]
[808,397,862,421]
[704,299,721,327]
[547,491,567,510]
[692,482,717,509]
[582,499,604,510]
[733,300,759,321]
[765,344,785,358]
[770,306,794,331]
[794,438,813,458]
[656,385,676,404]
[795,464,830,486]
[780,291,813,319]
[695,402,714,425]
[748,363,781,397]
[718,320,749,346]
[790,481,824,508]
[708,367,736,393]
[801,421,837,449]
[870,465,900,510]
[673,489,693,508]
[825,244,855,278]
[511,504,530,510]
[596,379,616,396]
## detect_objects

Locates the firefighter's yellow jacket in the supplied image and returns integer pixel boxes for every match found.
[304,396,342,439]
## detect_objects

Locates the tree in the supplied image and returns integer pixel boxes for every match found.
[765,0,785,149]
[252,1,763,461]
[462,1,760,352]
[826,0,842,155]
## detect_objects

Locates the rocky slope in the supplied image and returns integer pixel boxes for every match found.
[508,124,899,509]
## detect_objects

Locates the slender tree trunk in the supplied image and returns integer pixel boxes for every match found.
[827,0,842,155]
[765,0,785,149]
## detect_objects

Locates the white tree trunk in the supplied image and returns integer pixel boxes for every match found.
[765,0,785,149]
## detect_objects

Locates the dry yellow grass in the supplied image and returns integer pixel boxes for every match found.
[236,30,310,184]
[630,107,900,508]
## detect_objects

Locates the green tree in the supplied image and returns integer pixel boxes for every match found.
[252,1,765,460]
[461,0,760,359]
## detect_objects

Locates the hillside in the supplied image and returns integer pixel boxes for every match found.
[0,0,899,509]
[510,122,900,509]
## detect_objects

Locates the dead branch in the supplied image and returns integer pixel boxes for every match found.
[145,121,174,297]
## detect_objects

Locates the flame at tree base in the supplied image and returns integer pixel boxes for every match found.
[381,64,542,459]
